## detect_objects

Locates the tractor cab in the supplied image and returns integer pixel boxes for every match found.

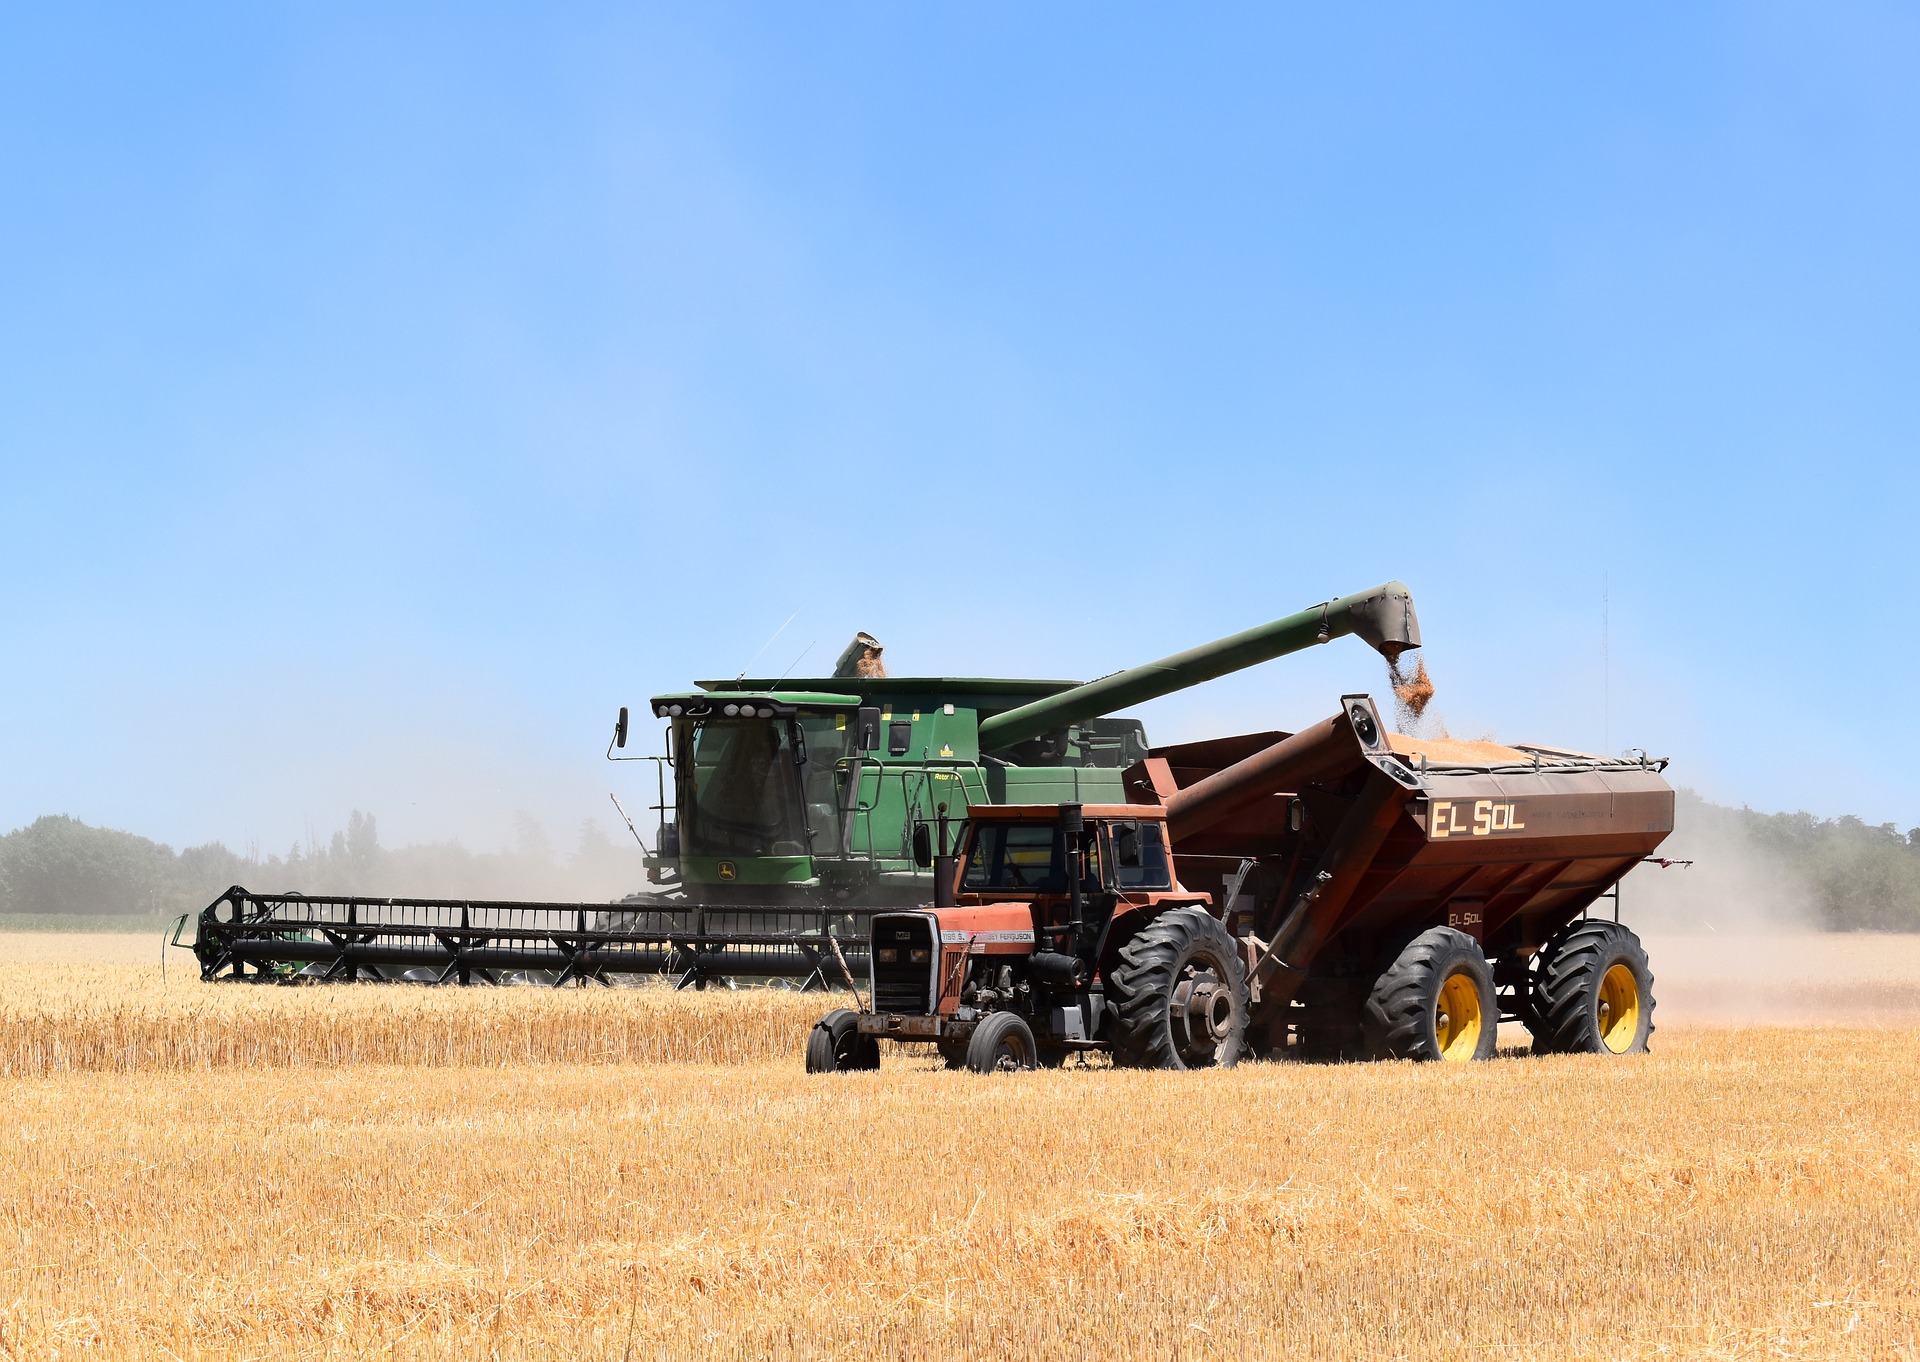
[956,804,1175,899]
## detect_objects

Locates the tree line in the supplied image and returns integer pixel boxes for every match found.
[2,793,1918,930]
[0,812,647,920]
[1637,789,1920,932]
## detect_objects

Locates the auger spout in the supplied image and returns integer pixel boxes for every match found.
[975,581,1420,753]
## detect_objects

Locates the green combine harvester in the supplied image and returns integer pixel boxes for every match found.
[189,583,1420,986]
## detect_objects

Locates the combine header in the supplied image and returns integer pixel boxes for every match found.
[807,694,1674,1070]
[186,584,1421,986]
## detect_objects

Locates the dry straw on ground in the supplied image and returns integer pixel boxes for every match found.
[0,941,1916,1359]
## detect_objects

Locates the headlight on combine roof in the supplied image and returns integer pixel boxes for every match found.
[668,704,683,717]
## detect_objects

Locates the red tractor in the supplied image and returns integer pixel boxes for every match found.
[807,802,1246,1073]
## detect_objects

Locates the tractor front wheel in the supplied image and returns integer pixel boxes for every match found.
[966,1012,1039,1073]
[1529,920,1655,1055]
[1362,927,1498,1063]
[1108,908,1250,1070]
[804,1008,881,1073]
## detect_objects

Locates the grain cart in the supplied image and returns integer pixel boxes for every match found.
[188,584,1420,987]
[806,694,1673,1071]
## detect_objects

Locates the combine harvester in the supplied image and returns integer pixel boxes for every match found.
[807,692,1674,1070]
[185,583,1421,987]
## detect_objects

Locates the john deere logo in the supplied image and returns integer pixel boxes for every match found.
[717,861,737,881]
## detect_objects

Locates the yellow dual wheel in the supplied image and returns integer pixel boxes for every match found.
[1595,962,1644,1054]
[1530,919,1655,1055]
[1362,927,1498,1063]
[1434,969,1488,1063]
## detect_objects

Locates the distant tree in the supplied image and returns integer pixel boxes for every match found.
[513,812,555,865]
[1701,795,1920,932]
[0,815,175,915]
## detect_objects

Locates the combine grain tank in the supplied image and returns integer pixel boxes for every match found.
[807,694,1673,1070]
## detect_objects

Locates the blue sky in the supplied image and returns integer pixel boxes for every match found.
[3,4,1917,855]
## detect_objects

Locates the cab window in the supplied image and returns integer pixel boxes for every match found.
[962,822,1065,891]
[1108,820,1172,890]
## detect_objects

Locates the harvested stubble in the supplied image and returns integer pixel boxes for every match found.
[1,957,1917,1359]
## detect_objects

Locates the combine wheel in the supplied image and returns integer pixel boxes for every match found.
[1107,908,1249,1070]
[804,1009,880,1073]
[1362,927,1497,1063]
[966,1012,1038,1073]
[1530,920,1654,1055]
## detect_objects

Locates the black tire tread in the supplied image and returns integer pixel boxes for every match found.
[1361,926,1497,1062]
[805,1008,880,1073]
[1532,918,1655,1055]
[1106,908,1249,1070]
[965,1011,1038,1073]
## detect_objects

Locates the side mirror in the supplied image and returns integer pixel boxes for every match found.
[659,823,680,858]
[1115,824,1142,868]
[856,706,881,752]
[614,706,630,750]
[911,823,933,868]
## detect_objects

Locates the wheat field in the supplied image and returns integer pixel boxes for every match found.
[0,935,1916,1359]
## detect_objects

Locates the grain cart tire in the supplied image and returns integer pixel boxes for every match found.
[966,1012,1039,1073]
[805,1009,880,1073]
[1530,920,1655,1056]
[1362,927,1498,1063]
[1108,908,1250,1070]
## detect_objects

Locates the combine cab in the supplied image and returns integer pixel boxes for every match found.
[807,695,1674,1070]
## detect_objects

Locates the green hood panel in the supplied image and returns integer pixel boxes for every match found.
[680,855,815,888]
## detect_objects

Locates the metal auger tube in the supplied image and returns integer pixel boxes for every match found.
[975,581,1420,753]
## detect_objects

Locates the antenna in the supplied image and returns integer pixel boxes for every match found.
[609,793,649,855]
[737,611,798,683]
[1603,574,1610,758]
[775,641,816,684]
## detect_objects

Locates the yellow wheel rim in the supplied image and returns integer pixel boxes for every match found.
[1597,963,1641,1053]
[1434,971,1484,1062]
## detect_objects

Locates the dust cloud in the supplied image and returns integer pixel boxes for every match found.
[1621,800,1920,1024]
[205,811,653,907]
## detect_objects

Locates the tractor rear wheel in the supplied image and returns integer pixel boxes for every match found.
[1362,927,1498,1063]
[935,1037,969,1069]
[1530,919,1655,1055]
[804,1008,881,1073]
[966,1011,1039,1073]
[1107,908,1250,1070]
